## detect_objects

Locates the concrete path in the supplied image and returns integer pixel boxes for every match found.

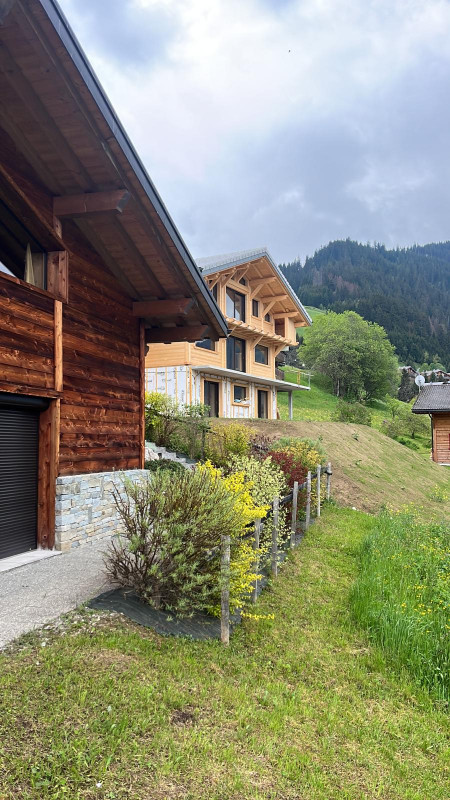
[0,540,115,648]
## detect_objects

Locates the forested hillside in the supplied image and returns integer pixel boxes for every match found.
[280,240,450,369]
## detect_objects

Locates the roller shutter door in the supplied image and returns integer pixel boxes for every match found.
[0,406,39,559]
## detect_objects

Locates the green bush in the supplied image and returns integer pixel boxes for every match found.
[106,469,244,616]
[332,400,372,425]
[145,392,210,459]
[351,510,449,700]
[145,458,186,475]
[205,422,254,467]
[226,454,287,507]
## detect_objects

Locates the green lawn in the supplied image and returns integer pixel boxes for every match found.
[278,372,430,454]
[1,507,448,800]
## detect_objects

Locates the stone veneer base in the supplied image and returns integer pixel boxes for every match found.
[55,469,148,552]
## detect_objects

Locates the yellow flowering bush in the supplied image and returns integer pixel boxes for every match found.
[205,422,255,467]
[198,460,269,614]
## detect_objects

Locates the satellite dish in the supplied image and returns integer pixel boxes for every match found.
[415,374,425,388]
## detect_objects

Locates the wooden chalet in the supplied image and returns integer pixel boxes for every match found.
[146,248,311,419]
[0,0,227,562]
[412,384,450,466]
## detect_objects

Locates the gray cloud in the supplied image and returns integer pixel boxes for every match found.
[58,0,450,263]
[60,0,178,68]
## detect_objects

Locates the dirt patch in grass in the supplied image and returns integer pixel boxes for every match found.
[212,418,450,517]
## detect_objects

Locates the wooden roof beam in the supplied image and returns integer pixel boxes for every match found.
[53,190,130,218]
[273,312,300,319]
[133,298,194,318]
[260,294,288,303]
[145,324,211,344]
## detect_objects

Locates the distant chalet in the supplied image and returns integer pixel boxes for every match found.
[413,384,450,465]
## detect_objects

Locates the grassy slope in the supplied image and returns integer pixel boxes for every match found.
[222,417,450,518]
[0,507,448,800]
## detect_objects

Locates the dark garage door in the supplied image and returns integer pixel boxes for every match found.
[0,405,39,559]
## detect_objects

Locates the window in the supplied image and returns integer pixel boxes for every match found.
[226,336,246,372]
[252,299,259,317]
[255,344,269,365]
[239,277,247,286]
[233,385,247,403]
[195,338,215,350]
[226,287,246,321]
[211,283,218,301]
[264,312,271,322]
[0,198,47,289]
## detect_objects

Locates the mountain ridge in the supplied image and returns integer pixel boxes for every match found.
[279,239,450,369]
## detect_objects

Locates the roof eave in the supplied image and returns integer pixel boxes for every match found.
[38,0,228,338]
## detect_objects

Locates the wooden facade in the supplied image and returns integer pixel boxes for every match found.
[0,0,226,558]
[146,249,311,419]
[431,415,450,465]
[412,384,450,466]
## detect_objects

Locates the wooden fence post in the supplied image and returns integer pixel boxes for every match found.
[305,471,311,530]
[271,497,279,578]
[316,464,321,518]
[290,481,298,548]
[252,519,261,604]
[220,534,230,645]
[326,462,332,501]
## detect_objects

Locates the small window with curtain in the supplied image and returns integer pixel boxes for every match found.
[255,344,269,365]
[252,299,259,317]
[264,312,271,322]
[233,385,247,403]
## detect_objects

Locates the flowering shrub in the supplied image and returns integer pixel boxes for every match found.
[198,461,268,613]
[106,468,245,616]
[205,422,255,467]
[268,437,326,520]
[226,455,287,507]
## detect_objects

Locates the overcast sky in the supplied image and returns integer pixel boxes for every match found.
[58,0,450,263]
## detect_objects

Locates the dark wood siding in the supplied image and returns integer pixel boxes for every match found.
[0,274,56,395]
[59,230,141,475]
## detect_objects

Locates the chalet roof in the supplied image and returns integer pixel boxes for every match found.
[197,247,312,325]
[412,383,450,414]
[0,0,227,340]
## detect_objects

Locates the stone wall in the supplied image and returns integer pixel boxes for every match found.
[54,469,148,551]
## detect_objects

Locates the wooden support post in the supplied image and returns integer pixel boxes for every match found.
[271,497,279,578]
[290,481,298,548]
[139,320,146,469]
[317,464,322,518]
[326,462,332,501]
[220,534,231,645]
[252,519,261,604]
[54,300,63,392]
[305,471,311,530]
[288,391,293,420]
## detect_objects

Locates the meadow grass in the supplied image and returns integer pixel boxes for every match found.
[351,509,450,701]
[0,508,448,799]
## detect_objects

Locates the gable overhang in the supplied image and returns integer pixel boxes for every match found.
[199,248,312,327]
[0,0,228,341]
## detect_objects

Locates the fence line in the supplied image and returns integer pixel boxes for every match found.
[221,462,333,644]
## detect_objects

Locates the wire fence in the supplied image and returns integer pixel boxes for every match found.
[220,462,332,645]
